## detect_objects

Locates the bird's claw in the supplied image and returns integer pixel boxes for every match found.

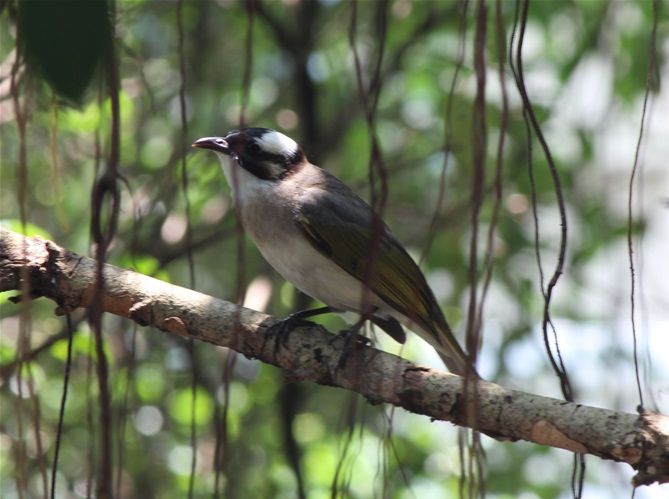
[328,329,370,346]
[329,328,370,369]
[267,313,314,357]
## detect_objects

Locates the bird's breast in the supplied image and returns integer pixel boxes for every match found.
[235,186,380,313]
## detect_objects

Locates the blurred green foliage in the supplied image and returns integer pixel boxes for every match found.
[18,0,112,103]
[0,0,664,497]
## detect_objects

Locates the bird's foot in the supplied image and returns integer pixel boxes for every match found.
[266,307,333,358]
[329,327,370,369]
[266,314,313,357]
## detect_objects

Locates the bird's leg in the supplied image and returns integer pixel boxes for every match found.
[268,306,333,357]
[329,310,377,369]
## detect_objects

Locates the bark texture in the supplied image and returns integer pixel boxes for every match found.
[1,227,667,486]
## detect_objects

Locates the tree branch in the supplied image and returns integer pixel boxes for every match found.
[1,227,667,486]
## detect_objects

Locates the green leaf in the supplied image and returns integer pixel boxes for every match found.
[18,0,113,103]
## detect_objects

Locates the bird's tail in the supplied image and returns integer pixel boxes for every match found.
[417,322,479,378]
[437,350,479,378]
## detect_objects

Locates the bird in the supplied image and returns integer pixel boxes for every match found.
[192,127,476,376]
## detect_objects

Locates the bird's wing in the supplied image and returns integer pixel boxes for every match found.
[295,177,442,341]
[295,179,474,375]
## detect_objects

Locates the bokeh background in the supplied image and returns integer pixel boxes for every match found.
[1,1,667,497]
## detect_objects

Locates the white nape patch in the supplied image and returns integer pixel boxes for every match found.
[256,130,298,157]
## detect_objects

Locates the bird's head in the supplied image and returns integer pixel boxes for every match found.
[192,128,306,181]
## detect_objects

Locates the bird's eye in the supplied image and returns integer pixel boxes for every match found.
[247,142,261,154]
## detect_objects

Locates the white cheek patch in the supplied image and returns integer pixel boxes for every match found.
[256,130,298,157]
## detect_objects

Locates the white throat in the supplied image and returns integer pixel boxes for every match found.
[214,152,271,204]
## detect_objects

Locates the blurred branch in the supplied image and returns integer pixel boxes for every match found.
[255,0,320,146]
[1,227,668,487]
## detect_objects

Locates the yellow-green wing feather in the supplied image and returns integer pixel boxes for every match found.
[294,169,472,374]
[299,212,432,328]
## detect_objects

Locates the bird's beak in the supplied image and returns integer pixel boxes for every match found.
[192,137,231,154]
